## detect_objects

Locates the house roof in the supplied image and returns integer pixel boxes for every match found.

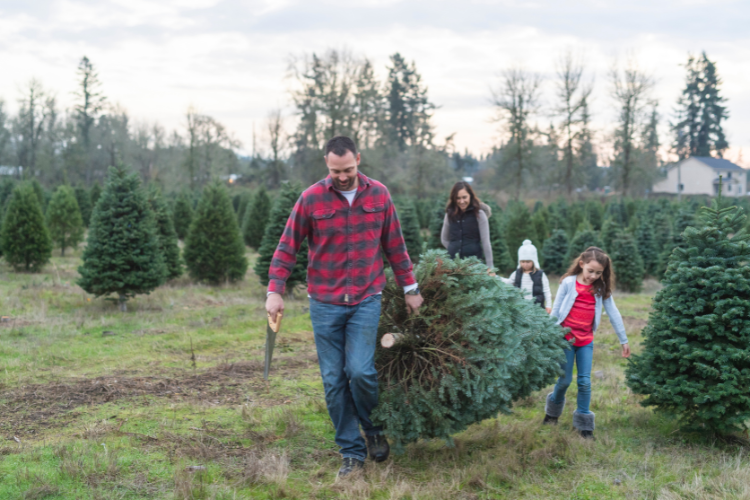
[693,156,746,172]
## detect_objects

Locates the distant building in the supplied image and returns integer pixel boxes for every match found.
[652,157,747,197]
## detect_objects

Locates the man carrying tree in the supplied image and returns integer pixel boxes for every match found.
[265,136,423,478]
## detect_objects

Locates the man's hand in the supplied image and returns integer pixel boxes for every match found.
[266,293,285,320]
[621,343,631,358]
[545,307,552,314]
[405,293,423,315]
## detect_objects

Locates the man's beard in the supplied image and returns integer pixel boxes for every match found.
[333,178,354,190]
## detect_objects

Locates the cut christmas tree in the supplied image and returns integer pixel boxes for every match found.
[626,191,750,435]
[372,250,568,451]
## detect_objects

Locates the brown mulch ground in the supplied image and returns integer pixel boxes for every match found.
[0,352,318,438]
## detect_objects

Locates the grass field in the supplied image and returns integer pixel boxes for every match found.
[1,249,749,500]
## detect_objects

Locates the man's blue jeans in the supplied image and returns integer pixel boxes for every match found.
[551,342,593,414]
[309,294,382,461]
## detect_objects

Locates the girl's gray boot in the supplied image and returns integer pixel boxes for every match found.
[543,393,565,425]
[572,410,595,439]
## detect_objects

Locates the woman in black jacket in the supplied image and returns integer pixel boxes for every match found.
[440,182,493,269]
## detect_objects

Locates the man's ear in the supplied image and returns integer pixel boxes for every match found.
[356,152,361,165]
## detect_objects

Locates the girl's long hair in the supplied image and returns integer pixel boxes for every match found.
[561,246,615,299]
[446,182,481,221]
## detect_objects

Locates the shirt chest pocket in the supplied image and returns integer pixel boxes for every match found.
[362,203,385,232]
[312,209,338,236]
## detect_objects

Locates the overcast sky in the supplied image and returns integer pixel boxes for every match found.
[2,0,749,165]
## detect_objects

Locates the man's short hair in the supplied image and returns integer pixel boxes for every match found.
[325,136,358,158]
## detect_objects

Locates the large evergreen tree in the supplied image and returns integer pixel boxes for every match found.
[46,185,85,257]
[78,166,166,310]
[74,185,92,226]
[255,182,308,290]
[673,52,729,159]
[184,182,248,284]
[627,194,750,434]
[542,229,569,275]
[242,186,271,249]
[172,191,193,240]
[1,182,52,271]
[610,231,644,293]
[146,187,182,281]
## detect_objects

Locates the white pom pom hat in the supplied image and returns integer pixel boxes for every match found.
[518,239,540,269]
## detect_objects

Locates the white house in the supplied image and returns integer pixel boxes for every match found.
[652,157,747,197]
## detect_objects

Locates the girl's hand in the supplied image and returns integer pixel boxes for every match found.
[621,343,631,358]
[545,307,552,314]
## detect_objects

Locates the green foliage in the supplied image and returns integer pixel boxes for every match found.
[242,186,271,248]
[565,228,603,265]
[585,200,604,231]
[395,199,423,263]
[531,208,550,250]
[626,197,750,434]
[90,182,102,208]
[184,182,248,284]
[606,201,628,226]
[610,231,644,293]
[236,191,251,225]
[427,200,446,250]
[600,217,621,254]
[30,178,46,212]
[255,182,308,290]
[172,191,193,240]
[46,185,84,256]
[146,187,182,281]
[78,166,166,306]
[1,182,52,271]
[0,178,15,213]
[415,198,433,229]
[505,202,537,257]
[634,217,658,275]
[485,200,514,273]
[74,185,92,226]
[542,229,569,275]
[373,250,568,451]
[656,210,694,279]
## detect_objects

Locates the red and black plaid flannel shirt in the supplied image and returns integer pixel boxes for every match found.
[267,172,416,305]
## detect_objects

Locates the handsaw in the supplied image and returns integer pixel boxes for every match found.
[264,312,283,380]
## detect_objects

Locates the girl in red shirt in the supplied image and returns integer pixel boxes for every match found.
[542,247,631,440]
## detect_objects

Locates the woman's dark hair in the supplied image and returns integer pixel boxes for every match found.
[446,182,481,221]
[561,246,615,299]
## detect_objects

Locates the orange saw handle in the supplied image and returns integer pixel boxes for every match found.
[267,312,283,333]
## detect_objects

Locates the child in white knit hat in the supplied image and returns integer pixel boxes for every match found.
[507,240,552,313]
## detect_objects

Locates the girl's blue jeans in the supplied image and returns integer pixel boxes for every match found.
[309,294,383,462]
[551,342,593,414]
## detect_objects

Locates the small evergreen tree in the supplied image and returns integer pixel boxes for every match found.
[172,191,194,240]
[78,166,166,311]
[1,183,52,271]
[505,202,537,257]
[30,178,46,212]
[242,186,271,248]
[600,217,622,254]
[634,217,658,275]
[146,187,182,281]
[542,229,569,275]
[255,182,308,290]
[184,182,248,284]
[46,185,84,257]
[395,199,423,263]
[74,185,93,226]
[90,182,102,208]
[610,231,644,292]
[627,193,750,434]
[565,228,603,265]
